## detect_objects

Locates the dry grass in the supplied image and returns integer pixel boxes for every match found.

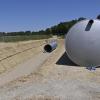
[0,40,46,74]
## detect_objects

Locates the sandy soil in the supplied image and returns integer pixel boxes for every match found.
[0,52,50,87]
[0,40,46,73]
[0,39,100,100]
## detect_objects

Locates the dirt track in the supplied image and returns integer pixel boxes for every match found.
[0,39,100,100]
[0,52,50,87]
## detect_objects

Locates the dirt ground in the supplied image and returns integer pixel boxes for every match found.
[0,40,46,73]
[0,39,100,100]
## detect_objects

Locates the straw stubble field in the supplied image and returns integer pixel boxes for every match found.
[0,40,45,73]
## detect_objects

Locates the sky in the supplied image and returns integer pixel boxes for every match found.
[0,0,99,32]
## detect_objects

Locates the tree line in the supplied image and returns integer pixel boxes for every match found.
[0,17,86,36]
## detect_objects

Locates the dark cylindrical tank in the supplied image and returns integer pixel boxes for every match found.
[65,19,100,67]
[44,40,57,52]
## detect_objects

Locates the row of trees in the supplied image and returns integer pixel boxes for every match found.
[0,17,86,36]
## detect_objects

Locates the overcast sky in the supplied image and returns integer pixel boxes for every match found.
[0,0,99,32]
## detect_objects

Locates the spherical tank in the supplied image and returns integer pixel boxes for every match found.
[65,19,100,67]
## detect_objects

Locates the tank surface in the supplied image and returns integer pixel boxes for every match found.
[65,19,100,67]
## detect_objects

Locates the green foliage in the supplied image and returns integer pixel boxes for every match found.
[78,17,86,21]
[0,35,52,42]
[50,19,78,35]
[0,17,86,42]
[97,14,100,19]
